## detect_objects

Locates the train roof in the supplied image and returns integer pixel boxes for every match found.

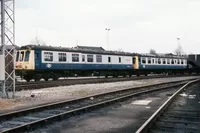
[20,44,187,59]
[20,45,136,56]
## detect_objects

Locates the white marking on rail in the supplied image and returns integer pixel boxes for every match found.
[179,93,188,97]
[131,100,152,105]
[188,95,196,99]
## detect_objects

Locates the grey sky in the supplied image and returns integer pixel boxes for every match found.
[16,0,200,54]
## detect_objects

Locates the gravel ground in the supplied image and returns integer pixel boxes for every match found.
[0,76,199,112]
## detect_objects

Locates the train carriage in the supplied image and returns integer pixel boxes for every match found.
[133,55,187,76]
[15,45,135,81]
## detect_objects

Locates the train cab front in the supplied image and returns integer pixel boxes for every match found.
[15,50,35,70]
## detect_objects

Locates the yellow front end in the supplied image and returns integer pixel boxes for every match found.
[133,56,139,69]
[15,50,35,70]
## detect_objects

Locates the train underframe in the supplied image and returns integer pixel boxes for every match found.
[16,69,134,82]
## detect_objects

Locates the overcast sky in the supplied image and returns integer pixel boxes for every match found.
[15,0,200,54]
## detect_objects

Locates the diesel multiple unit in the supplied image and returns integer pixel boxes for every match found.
[15,45,189,82]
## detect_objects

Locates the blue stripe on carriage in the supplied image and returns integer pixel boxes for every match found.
[36,63,133,70]
[139,64,187,69]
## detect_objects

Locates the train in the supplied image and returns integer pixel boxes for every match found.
[15,45,192,82]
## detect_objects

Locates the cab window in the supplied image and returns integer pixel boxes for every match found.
[20,51,25,61]
[16,52,19,61]
[24,51,30,62]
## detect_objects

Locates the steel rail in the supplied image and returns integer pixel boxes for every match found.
[0,79,198,133]
[135,78,200,133]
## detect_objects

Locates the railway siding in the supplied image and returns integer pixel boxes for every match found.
[0,80,193,133]
[136,79,200,133]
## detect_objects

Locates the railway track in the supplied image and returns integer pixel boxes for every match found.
[0,79,196,133]
[136,79,200,133]
[15,74,198,91]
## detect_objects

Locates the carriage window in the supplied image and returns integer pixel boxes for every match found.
[82,55,85,62]
[181,60,184,64]
[174,59,177,64]
[163,59,166,64]
[152,58,155,64]
[24,51,30,61]
[177,59,180,64]
[148,58,151,64]
[171,59,174,64]
[155,58,158,64]
[58,53,66,62]
[158,58,161,64]
[167,59,170,64]
[108,57,111,62]
[87,54,93,62]
[119,57,121,63]
[44,52,53,61]
[142,57,146,64]
[16,52,19,61]
[72,54,79,62]
[96,55,102,62]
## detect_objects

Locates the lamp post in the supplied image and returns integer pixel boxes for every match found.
[177,37,181,56]
[105,28,110,50]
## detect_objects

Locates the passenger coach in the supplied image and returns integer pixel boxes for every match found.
[15,45,135,81]
[133,54,187,76]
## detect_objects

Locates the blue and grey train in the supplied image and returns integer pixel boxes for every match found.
[15,45,188,81]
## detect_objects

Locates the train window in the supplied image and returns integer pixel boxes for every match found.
[163,59,166,64]
[20,51,25,61]
[82,55,85,62]
[174,59,177,64]
[44,52,53,61]
[171,59,174,64]
[119,57,121,63]
[87,54,93,62]
[181,60,184,64]
[177,59,180,64]
[158,58,161,64]
[72,54,79,62]
[96,55,102,62]
[58,53,66,62]
[155,58,158,64]
[35,53,39,60]
[142,57,146,64]
[24,51,30,62]
[108,57,111,63]
[167,59,170,64]
[152,58,155,64]
[16,52,19,61]
[148,58,151,64]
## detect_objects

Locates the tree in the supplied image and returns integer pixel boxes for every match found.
[30,36,46,46]
[174,44,184,56]
[149,49,157,55]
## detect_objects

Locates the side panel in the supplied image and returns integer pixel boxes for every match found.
[39,50,133,70]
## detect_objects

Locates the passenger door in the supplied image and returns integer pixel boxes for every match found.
[35,50,41,69]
